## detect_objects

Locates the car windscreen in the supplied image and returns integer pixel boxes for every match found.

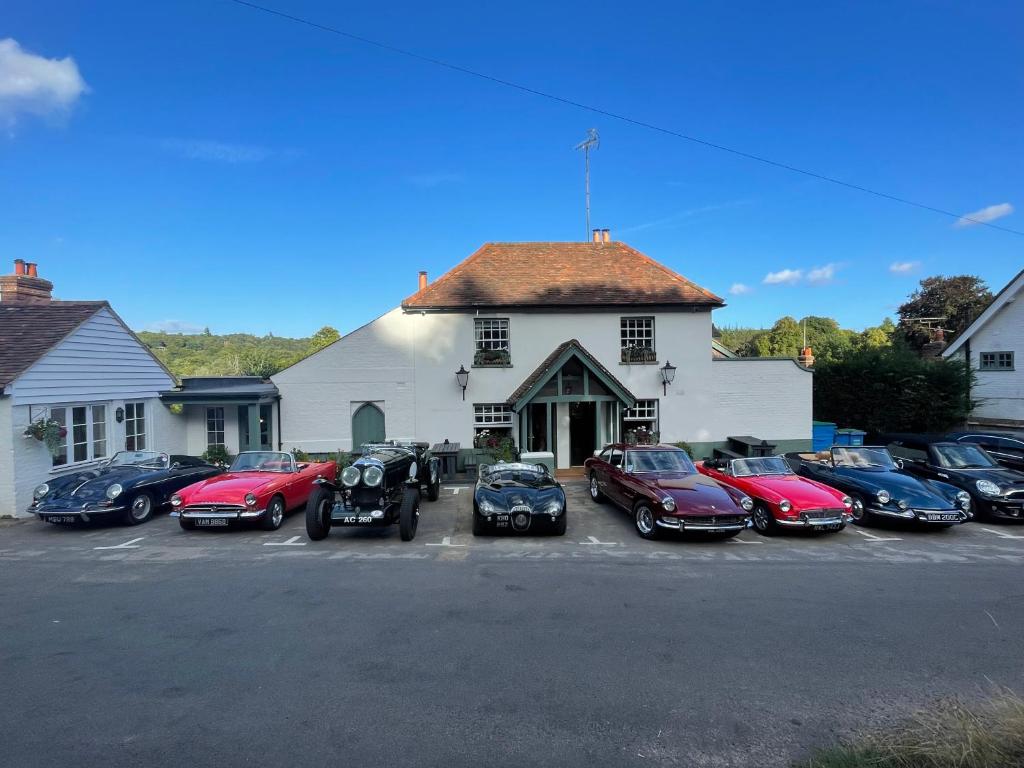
[229,452,294,472]
[107,451,167,468]
[933,444,999,469]
[831,447,896,470]
[627,450,696,474]
[732,457,793,477]
[482,470,550,487]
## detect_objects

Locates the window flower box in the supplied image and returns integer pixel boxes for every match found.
[620,345,657,364]
[474,348,511,367]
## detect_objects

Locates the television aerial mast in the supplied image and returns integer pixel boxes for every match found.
[575,128,600,240]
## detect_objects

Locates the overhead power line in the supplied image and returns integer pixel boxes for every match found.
[226,0,1023,237]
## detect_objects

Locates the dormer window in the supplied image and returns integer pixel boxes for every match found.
[620,316,656,363]
[474,318,511,367]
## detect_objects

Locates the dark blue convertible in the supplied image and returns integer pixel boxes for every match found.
[473,462,567,536]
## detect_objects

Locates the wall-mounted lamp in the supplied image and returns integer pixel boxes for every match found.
[659,360,677,395]
[455,365,470,401]
[115,407,125,423]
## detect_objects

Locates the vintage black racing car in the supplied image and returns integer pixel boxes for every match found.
[884,435,1024,522]
[29,450,222,526]
[785,445,971,527]
[305,442,440,541]
[472,461,567,536]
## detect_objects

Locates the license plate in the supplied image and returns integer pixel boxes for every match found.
[927,513,960,522]
[496,515,509,522]
[46,515,77,524]
[195,518,229,527]
[822,523,842,531]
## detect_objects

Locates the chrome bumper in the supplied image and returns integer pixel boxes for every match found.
[179,508,265,519]
[777,516,846,528]
[32,505,126,519]
[656,517,750,532]
[866,505,967,522]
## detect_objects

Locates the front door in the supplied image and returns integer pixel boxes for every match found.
[352,403,385,451]
[569,402,596,466]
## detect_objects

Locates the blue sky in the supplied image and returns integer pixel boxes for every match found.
[2,0,1021,336]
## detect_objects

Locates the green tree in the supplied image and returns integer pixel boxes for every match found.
[309,325,341,352]
[753,316,802,357]
[857,318,896,350]
[897,275,992,351]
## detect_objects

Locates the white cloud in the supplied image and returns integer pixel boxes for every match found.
[0,38,88,130]
[161,138,273,163]
[807,263,839,285]
[763,268,802,285]
[145,320,206,334]
[729,283,751,295]
[954,202,1013,228]
[889,260,920,274]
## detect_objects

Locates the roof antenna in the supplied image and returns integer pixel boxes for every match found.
[575,128,599,241]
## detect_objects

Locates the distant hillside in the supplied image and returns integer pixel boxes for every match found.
[137,326,340,379]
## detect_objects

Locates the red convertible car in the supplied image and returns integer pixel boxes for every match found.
[584,444,754,539]
[172,451,337,531]
[697,456,853,535]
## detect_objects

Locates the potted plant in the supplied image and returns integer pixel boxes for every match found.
[24,418,67,456]
[474,347,511,367]
[620,345,657,363]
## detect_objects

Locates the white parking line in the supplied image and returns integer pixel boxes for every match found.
[581,535,622,546]
[980,527,1024,540]
[263,536,306,547]
[854,530,902,542]
[728,537,763,544]
[93,537,145,550]
[425,536,465,547]
[443,487,461,495]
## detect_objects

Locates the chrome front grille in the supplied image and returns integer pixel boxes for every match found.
[684,515,746,527]
[803,508,845,519]
[182,504,245,516]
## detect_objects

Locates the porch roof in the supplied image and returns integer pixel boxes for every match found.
[507,339,637,412]
[159,376,279,405]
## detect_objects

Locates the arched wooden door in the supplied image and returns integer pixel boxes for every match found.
[351,403,385,450]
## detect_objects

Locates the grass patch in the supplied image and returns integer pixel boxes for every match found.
[798,691,1024,768]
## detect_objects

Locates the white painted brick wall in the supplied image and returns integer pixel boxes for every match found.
[708,359,812,442]
[965,293,1024,422]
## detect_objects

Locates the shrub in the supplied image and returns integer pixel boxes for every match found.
[202,445,231,465]
[672,441,694,457]
[291,447,310,462]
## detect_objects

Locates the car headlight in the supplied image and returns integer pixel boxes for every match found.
[741,497,754,512]
[244,493,257,507]
[545,499,564,516]
[778,499,792,513]
[956,491,971,510]
[976,479,1000,497]
[105,483,123,500]
[170,494,182,508]
[896,500,908,511]
[661,496,676,512]
[362,466,383,487]
[479,497,498,514]
[33,483,50,499]
[841,496,853,509]
[876,489,891,505]
[341,466,361,487]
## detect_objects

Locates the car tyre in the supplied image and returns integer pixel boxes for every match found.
[751,504,778,536]
[124,492,153,526]
[426,473,440,502]
[261,495,285,531]
[633,502,659,540]
[472,510,486,536]
[589,472,606,504]
[305,487,333,541]
[551,511,567,536]
[850,494,871,526]
[399,488,420,541]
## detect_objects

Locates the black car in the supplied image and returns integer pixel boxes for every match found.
[946,431,1024,473]
[784,446,971,527]
[885,436,1024,522]
[29,451,223,526]
[305,442,440,541]
[472,462,567,536]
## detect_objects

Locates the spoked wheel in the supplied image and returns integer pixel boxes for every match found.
[305,487,333,541]
[634,503,658,540]
[400,489,420,541]
[124,493,153,525]
[589,473,605,504]
[262,496,285,531]
[751,504,777,536]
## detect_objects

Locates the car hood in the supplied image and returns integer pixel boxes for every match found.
[742,474,845,506]
[651,473,743,515]
[835,467,955,507]
[38,466,154,505]
[950,467,1024,494]
[180,472,278,503]
[476,483,563,511]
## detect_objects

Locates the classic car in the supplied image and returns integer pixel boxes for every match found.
[305,442,440,541]
[584,444,754,539]
[29,451,222,526]
[472,462,567,536]
[784,446,972,527]
[945,431,1024,473]
[697,456,853,535]
[884,435,1024,522]
[172,451,336,531]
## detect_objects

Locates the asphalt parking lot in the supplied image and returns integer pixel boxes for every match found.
[4,481,1024,767]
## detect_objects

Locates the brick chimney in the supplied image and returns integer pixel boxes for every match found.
[418,271,428,291]
[0,260,54,304]
[798,346,815,367]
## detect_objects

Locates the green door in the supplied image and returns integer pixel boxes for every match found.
[352,403,385,451]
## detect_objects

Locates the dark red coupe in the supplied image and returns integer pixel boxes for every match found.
[584,444,754,539]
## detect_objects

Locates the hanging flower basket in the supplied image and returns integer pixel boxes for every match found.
[24,418,67,456]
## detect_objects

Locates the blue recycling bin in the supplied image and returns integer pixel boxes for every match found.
[834,428,866,447]
[812,421,837,451]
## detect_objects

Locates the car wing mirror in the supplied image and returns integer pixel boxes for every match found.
[895,459,904,470]
[625,464,634,474]
[171,461,181,470]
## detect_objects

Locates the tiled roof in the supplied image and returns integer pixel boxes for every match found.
[507,339,637,408]
[0,301,106,387]
[403,242,723,309]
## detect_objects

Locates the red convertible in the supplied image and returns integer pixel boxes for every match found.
[584,444,754,539]
[172,451,337,531]
[697,456,853,535]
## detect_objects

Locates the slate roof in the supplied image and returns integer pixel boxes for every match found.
[507,339,637,408]
[160,376,279,403]
[403,242,723,310]
[0,301,107,388]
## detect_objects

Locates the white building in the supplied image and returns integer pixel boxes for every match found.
[272,237,812,468]
[942,268,1024,430]
[0,260,185,517]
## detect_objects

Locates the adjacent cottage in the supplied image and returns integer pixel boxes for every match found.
[0,260,185,517]
[272,235,812,467]
[942,269,1024,430]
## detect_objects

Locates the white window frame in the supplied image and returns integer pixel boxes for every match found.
[125,401,147,451]
[49,403,109,469]
[980,351,1014,371]
[620,316,655,352]
[474,403,513,427]
[206,406,226,448]
[623,400,658,421]
[474,318,510,353]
